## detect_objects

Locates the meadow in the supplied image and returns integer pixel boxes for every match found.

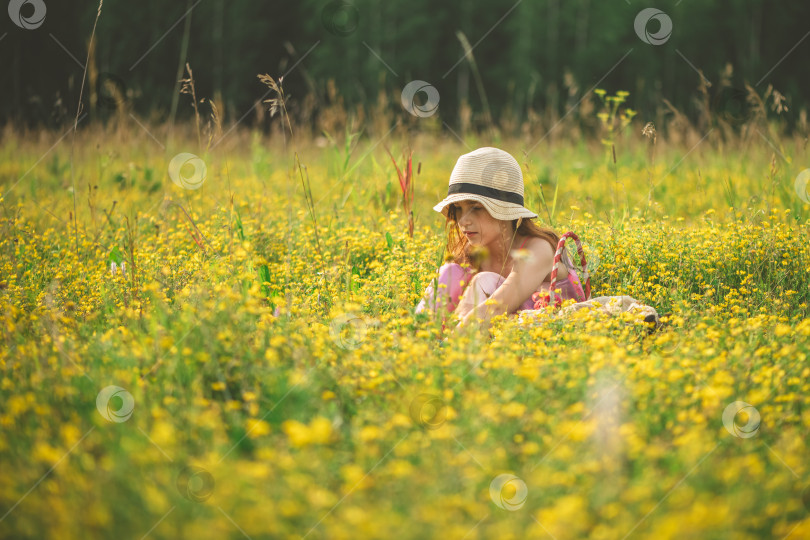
[1,114,809,539]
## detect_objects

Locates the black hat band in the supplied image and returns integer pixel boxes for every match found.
[446,182,524,206]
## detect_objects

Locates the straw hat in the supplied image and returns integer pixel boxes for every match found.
[433,147,538,221]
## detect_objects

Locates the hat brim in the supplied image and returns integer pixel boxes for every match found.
[433,193,538,221]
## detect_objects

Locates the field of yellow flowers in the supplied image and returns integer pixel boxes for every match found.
[1,127,809,539]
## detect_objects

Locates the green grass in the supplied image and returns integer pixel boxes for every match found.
[0,124,809,539]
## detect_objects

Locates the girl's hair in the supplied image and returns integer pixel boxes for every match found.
[444,203,575,272]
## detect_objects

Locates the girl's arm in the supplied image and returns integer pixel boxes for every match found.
[455,239,555,332]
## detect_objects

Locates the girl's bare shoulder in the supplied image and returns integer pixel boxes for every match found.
[518,236,555,257]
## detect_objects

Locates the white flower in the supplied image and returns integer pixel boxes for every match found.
[110,261,126,278]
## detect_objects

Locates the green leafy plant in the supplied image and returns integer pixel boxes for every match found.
[322,119,363,179]
[234,208,245,242]
[594,89,636,222]
[258,263,272,298]
[536,175,560,229]
[594,89,636,155]
[108,245,124,266]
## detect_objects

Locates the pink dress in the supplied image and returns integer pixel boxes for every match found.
[415,237,587,316]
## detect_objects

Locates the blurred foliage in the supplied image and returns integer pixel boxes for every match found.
[1,0,808,134]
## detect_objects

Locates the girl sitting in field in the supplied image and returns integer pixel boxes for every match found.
[416,146,588,334]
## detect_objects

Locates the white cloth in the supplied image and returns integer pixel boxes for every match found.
[516,295,659,325]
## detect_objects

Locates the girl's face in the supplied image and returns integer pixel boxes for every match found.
[451,199,508,251]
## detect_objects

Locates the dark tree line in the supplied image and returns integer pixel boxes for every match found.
[2,0,808,132]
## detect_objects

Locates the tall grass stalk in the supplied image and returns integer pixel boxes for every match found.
[383,144,415,238]
[179,63,203,153]
[642,122,658,219]
[69,0,104,260]
[259,73,328,313]
[455,31,496,140]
